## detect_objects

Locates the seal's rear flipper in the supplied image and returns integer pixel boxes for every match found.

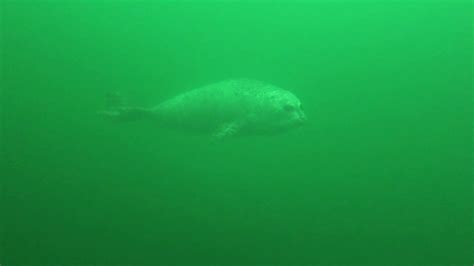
[98,107,152,122]
[99,91,152,122]
[106,91,126,110]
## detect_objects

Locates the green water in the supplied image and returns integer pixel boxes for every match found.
[2,0,472,264]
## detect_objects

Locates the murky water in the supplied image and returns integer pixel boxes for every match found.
[2,1,472,264]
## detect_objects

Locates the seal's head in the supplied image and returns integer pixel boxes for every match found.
[251,89,307,134]
[272,90,307,127]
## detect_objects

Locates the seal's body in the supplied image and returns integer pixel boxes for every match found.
[100,79,306,138]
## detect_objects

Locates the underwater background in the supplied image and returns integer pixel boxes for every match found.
[1,0,472,264]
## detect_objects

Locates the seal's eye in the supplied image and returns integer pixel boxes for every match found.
[283,104,295,112]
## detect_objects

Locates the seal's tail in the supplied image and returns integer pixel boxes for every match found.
[105,91,126,110]
[98,92,152,122]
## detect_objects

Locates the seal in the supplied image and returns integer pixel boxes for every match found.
[99,79,307,139]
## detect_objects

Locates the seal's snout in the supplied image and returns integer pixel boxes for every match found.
[296,112,307,125]
[301,113,307,121]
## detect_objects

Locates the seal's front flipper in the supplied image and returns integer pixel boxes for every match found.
[213,122,240,140]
